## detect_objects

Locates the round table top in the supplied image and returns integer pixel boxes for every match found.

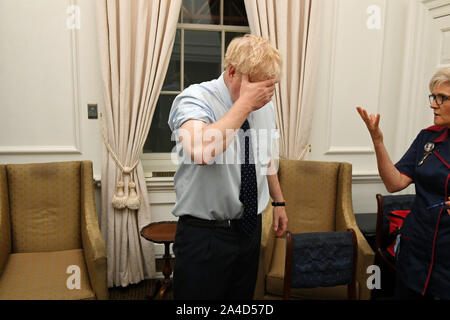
[140,221,177,244]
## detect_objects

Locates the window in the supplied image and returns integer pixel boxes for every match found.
[142,0,250,176]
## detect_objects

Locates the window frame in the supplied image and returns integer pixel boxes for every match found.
[142,1,250,177]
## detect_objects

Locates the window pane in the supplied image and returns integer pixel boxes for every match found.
[181,0,220,24]
[225,32,247,52]
[162,30,181,91]
[144,95,177,153]
[184,30,222,88]
[224,0,249,26]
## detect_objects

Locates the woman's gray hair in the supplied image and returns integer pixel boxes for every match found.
[429,67,450,92]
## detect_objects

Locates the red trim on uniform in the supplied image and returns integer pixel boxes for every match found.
[433,128,449,143]
[422,173,450,295]
[433,151,450,170]
[398,171,413,180]
[425,125,446,132]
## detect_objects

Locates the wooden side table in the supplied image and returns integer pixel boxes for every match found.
[140,221,177,300]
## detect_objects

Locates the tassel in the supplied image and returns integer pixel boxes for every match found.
[126,181,140,210]
[112,181,127,209]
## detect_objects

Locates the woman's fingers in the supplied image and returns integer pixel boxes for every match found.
[356,106,374,128]
[362,109,372,125]
[357,106,383,143]
[375,114,381,127]
[357,106,381,129]
[356,106,369,123]
[356,106,365,117]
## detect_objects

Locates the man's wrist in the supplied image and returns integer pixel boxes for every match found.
[234,97,254,115]
[272,201,285,207]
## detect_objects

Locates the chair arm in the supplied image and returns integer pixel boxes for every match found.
[335,163,358,229]
[352,226,375,300]
[335,163,375,300]
[337,206,374,300]
[81,162,108,300]
[254,203,276,299]
[0,165,11,276]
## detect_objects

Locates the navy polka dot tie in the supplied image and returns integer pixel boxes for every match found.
[239,119,258,236]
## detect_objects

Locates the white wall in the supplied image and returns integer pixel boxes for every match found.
[308,0,448,213]
[0,0,104,217]
[0,0,103,178]
[1,0,450,257]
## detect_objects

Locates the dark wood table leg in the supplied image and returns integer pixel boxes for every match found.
[156,242,173,300]
[146,279,162,300]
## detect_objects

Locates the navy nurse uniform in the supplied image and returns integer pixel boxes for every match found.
[395,125,450,299]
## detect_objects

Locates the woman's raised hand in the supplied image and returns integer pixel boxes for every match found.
[356,106,383,145]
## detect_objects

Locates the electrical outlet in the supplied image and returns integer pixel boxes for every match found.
[88,104,98,119]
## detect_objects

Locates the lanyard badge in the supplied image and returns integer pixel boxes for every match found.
[418,142,435,167]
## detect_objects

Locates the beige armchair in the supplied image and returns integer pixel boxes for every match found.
[0,161,108,300]
[254,160,375,300]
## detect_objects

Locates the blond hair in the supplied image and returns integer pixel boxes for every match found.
[429,67,450,92]
[224,34,281,81]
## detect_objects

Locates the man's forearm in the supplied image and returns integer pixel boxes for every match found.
[181,101,252,165]
[181,72,277,164]
[266,158,289,237]
[267,159,284,202]
[206,99,253,151]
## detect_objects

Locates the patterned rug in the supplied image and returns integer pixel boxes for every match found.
[108,279,173,300]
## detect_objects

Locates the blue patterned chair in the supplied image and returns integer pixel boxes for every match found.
[283,229,358,300]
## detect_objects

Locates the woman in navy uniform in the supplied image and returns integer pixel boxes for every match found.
[357,67,450,299]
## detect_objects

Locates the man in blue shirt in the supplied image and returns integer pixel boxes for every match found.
[168,35,288,300]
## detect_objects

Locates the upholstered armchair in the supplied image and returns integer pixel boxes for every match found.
[254,160,375,300]
[0,161,108,300]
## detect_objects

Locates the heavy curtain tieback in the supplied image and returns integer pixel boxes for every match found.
[101,117,141,211]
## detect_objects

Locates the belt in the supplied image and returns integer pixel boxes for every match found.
[180,215,241,229]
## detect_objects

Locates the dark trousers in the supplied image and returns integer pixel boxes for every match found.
[395,276,436,300]
[172,214,262,300]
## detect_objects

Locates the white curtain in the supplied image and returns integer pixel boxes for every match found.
[244,0,322,160]
[96,0,182,287]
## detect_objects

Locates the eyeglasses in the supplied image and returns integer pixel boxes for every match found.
[429,94,450,106]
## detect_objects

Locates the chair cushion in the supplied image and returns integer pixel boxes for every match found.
[290,231,354,288]
[7,162,81,253]
[278,160,339,233]
[266,237,358,300]
[0,249,95,300]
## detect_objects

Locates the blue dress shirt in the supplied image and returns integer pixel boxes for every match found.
[168,73,278,221]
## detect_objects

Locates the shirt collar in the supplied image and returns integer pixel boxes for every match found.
[427,126,450,143]
[434,128,449,143]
